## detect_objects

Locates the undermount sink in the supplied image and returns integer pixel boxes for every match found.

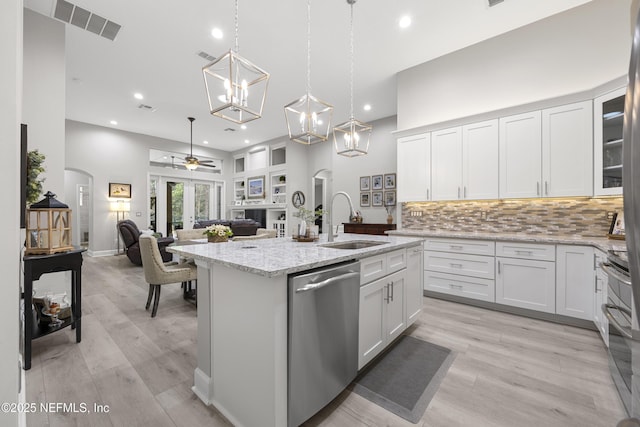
[319,240,388,250]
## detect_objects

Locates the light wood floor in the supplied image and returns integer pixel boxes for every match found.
[26,255,627,426]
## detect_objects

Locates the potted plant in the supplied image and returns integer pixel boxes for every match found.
[293,207,326,238]
[203,224,233,243]
[26,149,46,205]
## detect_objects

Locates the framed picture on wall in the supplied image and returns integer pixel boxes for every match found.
[247,176,265,199]
[109,183,131,198]
[360,176,370,191]
[608,212,625,239]
[384,191,396,206]
[372,191,383,207]
[360,192,370,207]
[372,175,383,190]
[384,173,396,189]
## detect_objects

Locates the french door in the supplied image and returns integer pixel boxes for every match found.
[151,176,224,237]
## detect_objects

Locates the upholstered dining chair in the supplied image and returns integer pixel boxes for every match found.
[139,235,197,317]
[232,228,277,241]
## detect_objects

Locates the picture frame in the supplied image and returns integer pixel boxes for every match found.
[384,190,396,206]
[384,173,396,189]
[360,176,370,191]
[247,176,265,199]
[372,191,383,207]
[608,212,626,240]
[360,192,370,207]
[372,174,383,190]
[109,182,131,198]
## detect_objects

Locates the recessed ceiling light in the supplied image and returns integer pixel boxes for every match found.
[244,139,250,144]
[240,124,247,130]
[203,140,209,144]
[363,104,371,111]
[134,92,144,100]
[399,15,411,29]
[211,28,223,39]
[110,120,118,125]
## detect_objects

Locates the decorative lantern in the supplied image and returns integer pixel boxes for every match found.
[25,191,73,255]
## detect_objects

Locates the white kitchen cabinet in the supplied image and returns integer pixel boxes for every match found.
[462,119,499,200]
[594,249,609,346]
[358,269,406,369]
[495,242,556,313]
[499,111,542,199]
[542,101,593,197]
[406,245,424,327]
[431,127,462,201]
[556,245,594,320]
[397,133,431,202]
[594,87,625,196]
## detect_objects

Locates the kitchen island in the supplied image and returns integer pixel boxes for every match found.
[167,233,423,427]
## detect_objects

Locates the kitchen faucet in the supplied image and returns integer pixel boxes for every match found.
[327,191,357,242]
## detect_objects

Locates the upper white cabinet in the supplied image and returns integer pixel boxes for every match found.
[499,111,543,198]
[594,87,625,196]
[462,120,499,200]
[430,120,499,201]
[397,133,431,202]
[431,127,462,200]
[542,101,593,197]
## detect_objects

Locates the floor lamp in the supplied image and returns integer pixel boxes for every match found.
[111,200,130,254]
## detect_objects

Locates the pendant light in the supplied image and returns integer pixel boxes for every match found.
[203,0,270,124]
[333,0,371,157]
[284,0,334,145]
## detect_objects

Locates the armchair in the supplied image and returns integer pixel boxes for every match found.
[117,220,174,265]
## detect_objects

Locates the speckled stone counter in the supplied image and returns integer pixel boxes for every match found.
[387,229,627,253]
[167,233,423,277]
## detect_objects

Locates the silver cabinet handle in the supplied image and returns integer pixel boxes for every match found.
[603,303,633,339]
[463,186,467,198]
[594,276,598,293]
[600,263,632,286]
[593,253,597,270]
[295,271,359,293]
[457,187,461,199]
[449,263,463,269]
[384,283,391,302]
[515,250,533,256]
[497,260,501,274]
[426,188,430,200]
[536,182,540,196]
[545,181,549,195]
[449,284,463,290]
[390,282,394,302]
[449,245,464,250]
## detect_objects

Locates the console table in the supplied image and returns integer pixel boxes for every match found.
[343,222,397,235]
[23,248,84,370]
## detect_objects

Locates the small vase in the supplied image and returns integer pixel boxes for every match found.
[208,235,228,243]
[386,214,393,225]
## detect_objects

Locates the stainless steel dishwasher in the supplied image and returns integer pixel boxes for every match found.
[288,260,361,427]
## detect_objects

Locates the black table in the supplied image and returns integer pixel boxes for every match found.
[23,248,85,370]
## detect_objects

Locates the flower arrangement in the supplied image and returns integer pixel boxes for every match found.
[292,207,326,223]
[203,224,233,238]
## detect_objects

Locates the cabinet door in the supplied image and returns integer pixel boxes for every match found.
[462,120,499,200]
[397,133,431,202]
[495,257,555,313]
[594,87,625,196]
[406,246,423,326]
[556,245,594,320]
[499,111,542,198]
[385,270,406,344]
[542,101,593,197]
[431,127,463,201]
[359,278,387,369]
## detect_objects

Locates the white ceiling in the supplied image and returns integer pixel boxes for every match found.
[25,0,593,152]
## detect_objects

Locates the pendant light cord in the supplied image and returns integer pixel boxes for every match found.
[234,0,239,52]
[349,1,354,120]
[306,0,312,95]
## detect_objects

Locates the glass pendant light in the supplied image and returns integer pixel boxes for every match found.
[333,0,371,157]
[284,0,333,145]
[203,0,270,124]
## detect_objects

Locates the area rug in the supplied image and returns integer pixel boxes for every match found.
[353,335,455,423]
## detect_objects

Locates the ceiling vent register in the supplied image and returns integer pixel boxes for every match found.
[488,0,505,7]
[53,0,122,41]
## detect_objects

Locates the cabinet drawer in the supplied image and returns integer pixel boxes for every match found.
[387,249,407,274]
[424,238,495,256]
[496,241,555,261]
[361,253,387,285]
[424,251,494,279]
[425,272,495,302]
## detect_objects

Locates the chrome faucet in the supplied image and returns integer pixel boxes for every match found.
[327,191,357,242]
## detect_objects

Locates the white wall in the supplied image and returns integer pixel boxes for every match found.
[66,120,233,254]
[397,0,632,132]
[0,0,21,425]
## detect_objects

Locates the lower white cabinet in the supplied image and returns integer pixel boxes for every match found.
[495,256,556,313]
[406,245,424,327]
[556,245,594,321]
[594,249,609,346]
[359,269,405,369]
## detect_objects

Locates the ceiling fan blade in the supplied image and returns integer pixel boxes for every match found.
[198,163,217,168]
[198,159,214,163]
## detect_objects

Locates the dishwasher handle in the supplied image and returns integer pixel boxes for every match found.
[295,271,360,293]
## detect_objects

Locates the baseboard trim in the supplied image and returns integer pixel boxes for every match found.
[87,249,117,257]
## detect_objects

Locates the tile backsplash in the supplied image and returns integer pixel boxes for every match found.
[401,197,623,237]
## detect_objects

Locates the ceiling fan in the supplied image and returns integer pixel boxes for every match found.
[183,117,216,170]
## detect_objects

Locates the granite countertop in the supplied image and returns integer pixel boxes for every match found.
[387,229,627,253]
[167,233,424,278]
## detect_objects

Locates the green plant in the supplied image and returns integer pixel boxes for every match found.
[26,149,46,205]
[293,207,326,223]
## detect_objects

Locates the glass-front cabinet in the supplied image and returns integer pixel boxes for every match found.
[594,87,625,196]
